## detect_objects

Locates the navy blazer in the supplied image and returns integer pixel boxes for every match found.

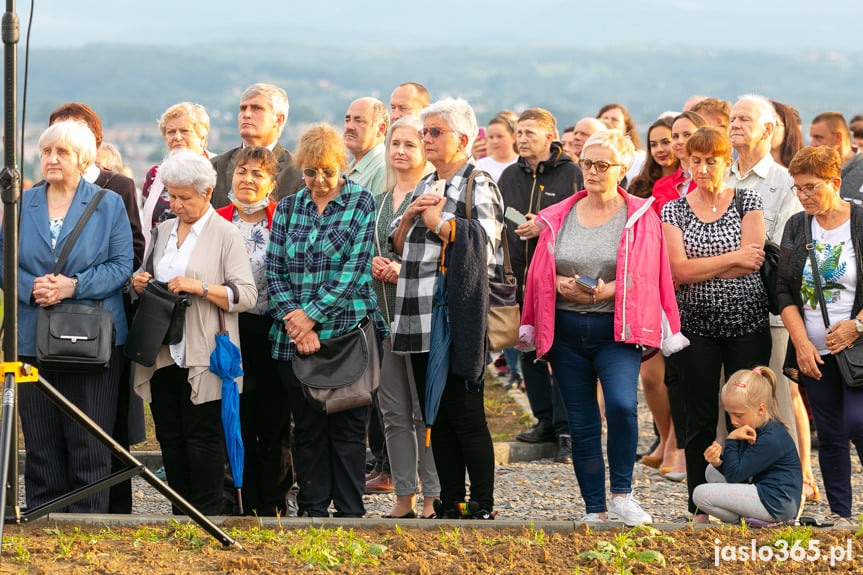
[0,178,133,356]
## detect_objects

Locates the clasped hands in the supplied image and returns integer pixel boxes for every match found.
[283,308,320,355]
[372,256,401,284]
[32,273,76,307]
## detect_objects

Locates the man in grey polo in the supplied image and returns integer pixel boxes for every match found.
[344,97,389,195]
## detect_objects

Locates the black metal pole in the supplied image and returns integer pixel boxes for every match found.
[0,0,21,534]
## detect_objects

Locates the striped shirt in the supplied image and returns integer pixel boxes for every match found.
[390,159,505,353]
[265,178,387,361]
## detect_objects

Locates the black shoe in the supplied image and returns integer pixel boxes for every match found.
[554,435,572,464]
[433,499,460,519]
[516,420,555,443]
[454,500,494,520]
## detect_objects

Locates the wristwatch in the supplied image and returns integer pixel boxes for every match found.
[433,219,445,235]
[70,276,79,292]
[201,281,209,298]
[855,317,863,334]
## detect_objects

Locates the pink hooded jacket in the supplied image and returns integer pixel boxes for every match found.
[519,188,688,359]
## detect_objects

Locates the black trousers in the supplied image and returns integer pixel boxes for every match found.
[663,352,687,451]
[278,361,368,517]
[149,364,225,515]
[19,351,122,513]
[411,352,495,511]
[238,313,293,516]
[678,327,772,514]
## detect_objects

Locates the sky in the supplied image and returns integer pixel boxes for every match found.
[16,0,863,53]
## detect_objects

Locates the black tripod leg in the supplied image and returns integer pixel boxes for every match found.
[28,374,240,549]
[0,372,19,543]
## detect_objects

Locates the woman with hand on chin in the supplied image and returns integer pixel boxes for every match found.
[373,115,441,519]
[661,126,771,523]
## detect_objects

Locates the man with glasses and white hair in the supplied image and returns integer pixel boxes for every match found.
[344,97,390,195]
[211,83,302,208]
[725,93,804,469]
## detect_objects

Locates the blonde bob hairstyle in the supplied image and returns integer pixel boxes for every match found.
[384,115,425,191]
[38,119,97,173]
[580,129,635,171]
[158,102,210,143]
[294,123,350,173]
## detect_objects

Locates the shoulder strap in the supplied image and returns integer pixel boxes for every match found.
[53,188,108,275]
[145,226,159,275]
[733,187,745,219]
[462,168,514,281]
[284,192,297,232]
[804,214,832,330]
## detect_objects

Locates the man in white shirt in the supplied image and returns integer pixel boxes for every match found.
[344,97,389,195]
[389,82,429,123]
[726,93,803,448]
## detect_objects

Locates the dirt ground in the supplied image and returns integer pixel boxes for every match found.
[0,520,860,574]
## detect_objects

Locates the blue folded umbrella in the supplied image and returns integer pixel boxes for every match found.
[424,265,451,447]
[209,321,245,514]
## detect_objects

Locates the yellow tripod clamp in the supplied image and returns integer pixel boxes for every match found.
[2,362,39,383]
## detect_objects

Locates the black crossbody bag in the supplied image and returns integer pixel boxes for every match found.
[804,215,863,389]
[124,226,191,366]
[35,189,115,371]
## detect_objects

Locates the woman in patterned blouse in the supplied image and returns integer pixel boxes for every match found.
[661,126,771,523]
[266,123,386,518]
[216,146,291,516]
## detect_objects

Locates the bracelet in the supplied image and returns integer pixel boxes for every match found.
[590,294,596,305]
[201,281,209,298]
[433,219,445,235]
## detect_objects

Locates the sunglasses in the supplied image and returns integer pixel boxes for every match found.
[302,168,339,179]
[578,159,624,173]
[420,127,455,138]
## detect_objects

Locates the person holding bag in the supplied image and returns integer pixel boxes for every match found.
[0,120,133,513]
[266,123,385,518]
[131,149,256,515]
[777,145,863,526]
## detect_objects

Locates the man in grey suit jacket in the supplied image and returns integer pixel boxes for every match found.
[210,83,301,208]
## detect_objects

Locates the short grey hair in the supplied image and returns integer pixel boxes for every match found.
[96,142,124,173]
[158,101,210,140]
[38,119,97,173]
[420,97,478,153]
[581,129,635,171]
[384,115,424,190]
[242,83,289,136]
[736,93,777,129]
[159,149,217,196]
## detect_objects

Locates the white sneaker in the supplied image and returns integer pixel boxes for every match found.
[580,513,603,523]
[607,492,652,526]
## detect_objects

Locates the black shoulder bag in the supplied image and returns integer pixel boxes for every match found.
[35,189,116,371]
[734,188,781,315]
[804,215,863,388]
[124,226,192,366]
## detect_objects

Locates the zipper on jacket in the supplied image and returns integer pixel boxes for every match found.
[523,172,539,295]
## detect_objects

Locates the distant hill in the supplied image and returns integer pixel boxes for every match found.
[19,43,862,140]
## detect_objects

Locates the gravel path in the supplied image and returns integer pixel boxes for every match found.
[19,378,859,523]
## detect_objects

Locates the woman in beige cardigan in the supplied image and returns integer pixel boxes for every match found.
[132,149,256,514]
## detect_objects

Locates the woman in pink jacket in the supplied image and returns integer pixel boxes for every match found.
[520,130,686,526]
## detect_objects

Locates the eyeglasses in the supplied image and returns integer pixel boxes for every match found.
[791,182,826,197]
[420,127,455,138]
[578,159,624,173]
[302,168,339,179]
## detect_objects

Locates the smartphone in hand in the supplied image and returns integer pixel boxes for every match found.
[505,206,527,226]
[575,276,599,291]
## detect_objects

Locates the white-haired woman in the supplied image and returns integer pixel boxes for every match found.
[2,120,134,513]
[521,129,685,526]
[132,149,256,515]
[142,102,211,236]
[391,97,505,520]
[374,115,440,518]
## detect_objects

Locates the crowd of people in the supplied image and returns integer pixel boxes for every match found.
[5,81,863,527]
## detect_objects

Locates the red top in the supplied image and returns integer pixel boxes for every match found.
[216,201,278,229]
[651,167,695,217]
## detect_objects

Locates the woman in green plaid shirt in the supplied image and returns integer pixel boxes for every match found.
[265,123,386,518]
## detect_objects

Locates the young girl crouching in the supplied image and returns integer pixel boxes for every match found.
[692,367,803,525]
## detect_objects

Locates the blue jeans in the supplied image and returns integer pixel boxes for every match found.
[502,347,522,377]
[803,354,863,518]
[548,311,641,514]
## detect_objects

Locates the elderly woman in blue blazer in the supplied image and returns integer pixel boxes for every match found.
[0,119,133,513]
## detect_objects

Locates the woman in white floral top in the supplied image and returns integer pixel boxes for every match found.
[216,146,292,516]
